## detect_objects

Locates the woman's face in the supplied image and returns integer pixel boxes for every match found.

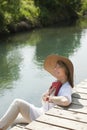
[54,63,67,83]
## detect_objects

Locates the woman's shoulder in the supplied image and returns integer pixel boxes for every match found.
[62,81,72,88]
[59,81,72,93]
[58,81,72,96]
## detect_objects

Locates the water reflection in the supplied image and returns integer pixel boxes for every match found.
[34,27,81,66]
[0,27,81,90]
[0,43,22,90]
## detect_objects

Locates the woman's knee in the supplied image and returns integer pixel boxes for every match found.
[12,99,28,109]
[12,98,22,107]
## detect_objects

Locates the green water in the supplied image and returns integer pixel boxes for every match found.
[0,26,87,117]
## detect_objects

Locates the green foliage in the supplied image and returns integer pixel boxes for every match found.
[81,0,87,15]
[20,0,40,25]
[0,0,86,33]
[0,0,20,32]
[35,0,81,25]
[0,0,40,33]
[29,0,83,26]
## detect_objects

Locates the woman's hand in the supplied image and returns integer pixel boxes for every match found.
[42,92,49,101]
[42,93,53,103]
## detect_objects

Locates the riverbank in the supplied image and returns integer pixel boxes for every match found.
[1,17,87,37]
[5,19,76,34]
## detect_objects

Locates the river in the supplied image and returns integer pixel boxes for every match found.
[0,25,87,117]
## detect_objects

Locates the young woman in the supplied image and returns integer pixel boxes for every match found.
[0,54,74,130]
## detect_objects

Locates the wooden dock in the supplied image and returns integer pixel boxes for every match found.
[11,79,87,130]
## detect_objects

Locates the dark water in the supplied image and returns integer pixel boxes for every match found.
[0,26,87,117]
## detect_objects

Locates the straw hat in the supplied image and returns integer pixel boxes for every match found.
[44,54,74,87]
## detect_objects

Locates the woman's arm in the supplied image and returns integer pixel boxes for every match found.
[48,96,71,106]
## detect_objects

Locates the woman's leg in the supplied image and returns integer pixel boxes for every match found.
[11,114,29,127]
[0,99,31,130]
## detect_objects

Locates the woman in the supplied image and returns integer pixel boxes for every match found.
[0,54,74,130]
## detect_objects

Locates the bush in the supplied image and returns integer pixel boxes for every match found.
[0,0,86,33]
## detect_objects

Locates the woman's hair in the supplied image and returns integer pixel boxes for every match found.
[57,60,73,87]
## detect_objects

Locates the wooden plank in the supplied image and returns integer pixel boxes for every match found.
[46,107,87,123]
[75,80,87,89]
[72,97,87,106]
[68,104,87,113]
[74,87,87,94]
[10,126,21,130]
[26,121,67,130]
[55,104,87,114]
[74,83,87,95]
[72,92,87,100]
[76,85,87,89]
[10,125,27,130]
[36,114,87,130]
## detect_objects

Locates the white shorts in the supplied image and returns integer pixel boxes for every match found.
[29,103,44,121]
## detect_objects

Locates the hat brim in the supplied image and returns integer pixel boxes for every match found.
[44,54,74,87]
